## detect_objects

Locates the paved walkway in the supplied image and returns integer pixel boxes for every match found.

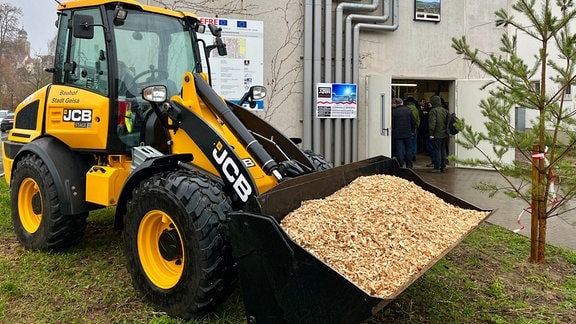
[411,153,576,251]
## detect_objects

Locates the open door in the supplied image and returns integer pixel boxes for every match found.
[365,75,392,158]
[454,79,515,168]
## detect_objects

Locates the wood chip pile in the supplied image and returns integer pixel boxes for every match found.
[280,174,490,298]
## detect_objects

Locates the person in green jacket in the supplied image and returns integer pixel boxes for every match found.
[404,96,420,161]
[428,95,448,173]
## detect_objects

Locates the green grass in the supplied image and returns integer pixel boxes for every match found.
[1,178,576,323]
[372,224,576,323]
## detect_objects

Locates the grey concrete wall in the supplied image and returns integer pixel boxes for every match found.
[151,0,510,147]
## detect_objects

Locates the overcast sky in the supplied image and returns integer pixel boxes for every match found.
[5,0,59,55]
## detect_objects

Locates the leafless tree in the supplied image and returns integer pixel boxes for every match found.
[261,1,303,123]
[0,3,22,63]
[154,0,259,13]
[19,55,53,95]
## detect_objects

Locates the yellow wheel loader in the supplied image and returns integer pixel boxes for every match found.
[2,1,491,322]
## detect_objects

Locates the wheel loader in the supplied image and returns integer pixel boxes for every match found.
[1,0,491,322]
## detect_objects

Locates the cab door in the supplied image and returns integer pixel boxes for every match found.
[47,7,110,150]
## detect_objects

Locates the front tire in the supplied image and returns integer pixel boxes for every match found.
[124,171,236,319]
[11,154,87,251]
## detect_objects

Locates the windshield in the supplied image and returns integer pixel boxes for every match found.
[112,10,199,148]
[114,10,198,99]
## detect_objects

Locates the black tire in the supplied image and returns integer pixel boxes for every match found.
[304,150,333,171]
[11,154,87,251]
[124,171,236,319]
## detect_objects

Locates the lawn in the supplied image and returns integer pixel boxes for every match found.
[1,178,575,323]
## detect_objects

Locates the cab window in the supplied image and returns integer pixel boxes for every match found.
[54,8,109,96]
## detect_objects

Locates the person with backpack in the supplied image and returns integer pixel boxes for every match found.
[446,112,460,136]
[428,95,448,173]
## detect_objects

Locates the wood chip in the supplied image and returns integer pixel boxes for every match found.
[280,174,490,298]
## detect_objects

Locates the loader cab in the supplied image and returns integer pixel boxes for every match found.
[50,3,203,153]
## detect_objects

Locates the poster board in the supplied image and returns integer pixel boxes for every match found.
[315,83,358,118]
[198,17,265,109]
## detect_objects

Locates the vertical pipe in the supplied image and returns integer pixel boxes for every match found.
[334,4,345,166]
[336,0,379,82]
[343,0,382,164]
[313,0,322,153]
[351,0,398,162]
[303,0,314,150]
[324,0,333,84]
[324,0,333,162]
[335,0,379,166]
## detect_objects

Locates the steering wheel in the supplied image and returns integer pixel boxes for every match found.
[125,68,169,93]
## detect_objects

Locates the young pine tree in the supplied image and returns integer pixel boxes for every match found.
[451,0,576,263]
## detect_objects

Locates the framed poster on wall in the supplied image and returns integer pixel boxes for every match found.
[414,0,441,22]
[315,83,358,119]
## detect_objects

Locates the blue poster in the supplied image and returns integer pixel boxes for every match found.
[315,83,358,118]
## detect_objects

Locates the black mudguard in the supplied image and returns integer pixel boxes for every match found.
[10,137,95,215]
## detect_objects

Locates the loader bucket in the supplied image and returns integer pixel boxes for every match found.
[228,156,492,324]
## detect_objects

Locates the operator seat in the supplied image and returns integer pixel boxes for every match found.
[144,112,171,154]
[118,61,136,97]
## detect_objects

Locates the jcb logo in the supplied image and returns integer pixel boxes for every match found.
[63,109,92,122]
[213,144,252,202]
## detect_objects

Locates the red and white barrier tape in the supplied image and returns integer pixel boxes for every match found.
[514,148,558,233]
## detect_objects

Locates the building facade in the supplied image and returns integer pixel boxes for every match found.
[151,0,552,166]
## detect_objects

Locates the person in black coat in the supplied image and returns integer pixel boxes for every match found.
[391,98,416,168]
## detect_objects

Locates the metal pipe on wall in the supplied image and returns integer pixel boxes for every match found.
[313,0,323,154]
[303,0,314,150]
[343,0,387,164]
[353,0,398,88]
[305,0,399,165]
[333,0,379,166]
[324,0,333,162]
[335,0,379,83]
[346,0,397,162]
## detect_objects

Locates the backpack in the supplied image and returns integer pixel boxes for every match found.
[446,112,460,135]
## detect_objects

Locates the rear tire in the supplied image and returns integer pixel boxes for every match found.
[11,154,87,251]
[124,171,236,319]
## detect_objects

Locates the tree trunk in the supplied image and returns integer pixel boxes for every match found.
[530,145,546,264]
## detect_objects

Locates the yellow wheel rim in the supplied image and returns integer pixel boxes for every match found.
[138,210,185,289]
[18,178,42,233]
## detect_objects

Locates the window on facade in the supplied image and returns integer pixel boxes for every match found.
[532,81,541,93]
[564,84,572,101]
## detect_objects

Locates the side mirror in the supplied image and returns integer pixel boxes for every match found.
[72,14,94,39]
[196,24,206,33]
[250,86,266,100]
[114,7,128,26]
[208,24,222,37]
[238,85,267,108]
[207,24,227,56]
[142,85,181,130]
[142,86,167,103]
